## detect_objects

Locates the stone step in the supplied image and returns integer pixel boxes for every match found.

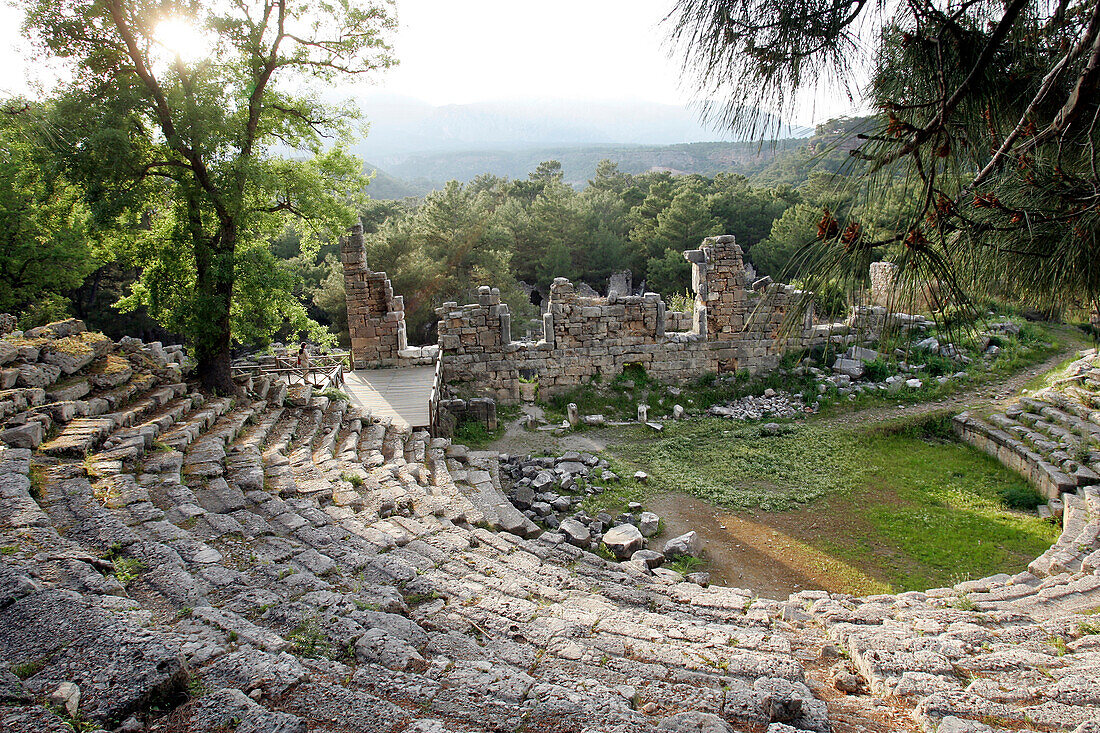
[160,397,234,450]
[39,415,118,456]
[0,584,186,726]
[381,419,410,462]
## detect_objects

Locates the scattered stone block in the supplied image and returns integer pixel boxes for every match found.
[603,523,644,559]
[663,531,701,559]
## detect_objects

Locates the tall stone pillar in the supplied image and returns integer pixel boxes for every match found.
[341,223,408,370]
[684,234,750,340]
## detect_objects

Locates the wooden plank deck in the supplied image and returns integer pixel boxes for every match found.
[343,366,437,430]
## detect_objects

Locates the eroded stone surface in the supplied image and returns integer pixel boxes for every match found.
[2,322,1100,733]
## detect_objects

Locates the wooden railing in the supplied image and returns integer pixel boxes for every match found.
[232,351,350,390]
[428,350,444,433]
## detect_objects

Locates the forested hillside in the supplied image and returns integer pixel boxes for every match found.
[6,112,904,350]
[364,139,808,191]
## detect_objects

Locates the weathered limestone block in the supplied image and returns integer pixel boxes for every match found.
[16,362,61,388]
[24,318,86,340]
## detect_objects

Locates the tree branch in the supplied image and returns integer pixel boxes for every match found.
[873,0,1032,169]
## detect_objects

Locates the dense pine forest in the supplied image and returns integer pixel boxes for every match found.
[3,113,905,349]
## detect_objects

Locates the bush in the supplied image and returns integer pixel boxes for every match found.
[612,363,654,389]
[879,413,956,442]
[921,354,956,377]
[1000,484,1045,510]
[862,357,894,382]
[815,281,849,320]
[666,290,695,313]
[318,387,349,402]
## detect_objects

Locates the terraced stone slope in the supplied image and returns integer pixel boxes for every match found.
[1,322,1099,733]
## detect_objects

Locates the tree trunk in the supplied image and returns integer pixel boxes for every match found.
[194,222,240,395]
[196,329,236,394]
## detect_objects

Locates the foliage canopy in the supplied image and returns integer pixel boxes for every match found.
[24,0,395,391]
[669,0,1100,317]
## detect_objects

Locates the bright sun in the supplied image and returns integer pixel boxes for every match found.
[154,18,209,65]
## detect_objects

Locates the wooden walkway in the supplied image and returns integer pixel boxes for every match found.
[343,366,437,430]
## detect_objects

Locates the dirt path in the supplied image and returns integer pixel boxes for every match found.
[488,404,619,456]
[825,335,1086,430]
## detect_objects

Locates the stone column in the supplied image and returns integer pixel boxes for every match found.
[341,223,409,370]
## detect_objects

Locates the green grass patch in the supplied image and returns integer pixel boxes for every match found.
[604,412,1059,592]
[317,387,350,403]
[452,419,502,449]
[608,420,863,511]
[665,556,706,575]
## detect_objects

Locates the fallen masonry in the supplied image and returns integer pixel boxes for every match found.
[0,320,1099,732]
[708,390,809,420]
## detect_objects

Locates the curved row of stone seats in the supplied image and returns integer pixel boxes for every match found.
[444,443,541,537]
[787,560,1100,733]
[3,372,839,732]
[7,334,1100,732]
[0,319,187,449]
[955,350,1100,507]
[954,410,1082,502]
[1029,487,1100,577]
[786,349,1100,732]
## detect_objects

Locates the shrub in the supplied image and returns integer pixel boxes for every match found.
[862,357,894,382]
[666,556,705,574]
[453,419,494,449]
[1000,484,1045,510]
[317,387,349,403]
[815,281,849,320]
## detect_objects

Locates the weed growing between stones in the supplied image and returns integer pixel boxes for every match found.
[287,618,331,659]
[28,465,46,501]
[317,387,350,403]
[665,556,705,575]
[12,654,50,679]
[113,558,146,587]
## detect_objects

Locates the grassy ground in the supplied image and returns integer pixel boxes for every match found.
[587,414,1059,593]
[451,403,522,449]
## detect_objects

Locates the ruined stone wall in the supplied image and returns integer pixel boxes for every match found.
[341,224,409,369]
[664,310,694,333]
[437,235,822,400]
[869,260,939,312]
[436,287,511,356]
[545,279,666,348]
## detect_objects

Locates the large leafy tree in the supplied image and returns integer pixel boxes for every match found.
[669,0,1100,315]
[24,0,395,392]
[0,102,101,318]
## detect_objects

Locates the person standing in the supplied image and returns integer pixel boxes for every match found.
[296,343,310,384]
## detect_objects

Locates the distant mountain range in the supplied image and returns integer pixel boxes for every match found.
[362,140,809,198]
[354,95,812,157]
[351,95,815,197]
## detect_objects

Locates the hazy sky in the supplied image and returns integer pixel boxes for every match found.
[374,1,690,104]
[0,0,860,124]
